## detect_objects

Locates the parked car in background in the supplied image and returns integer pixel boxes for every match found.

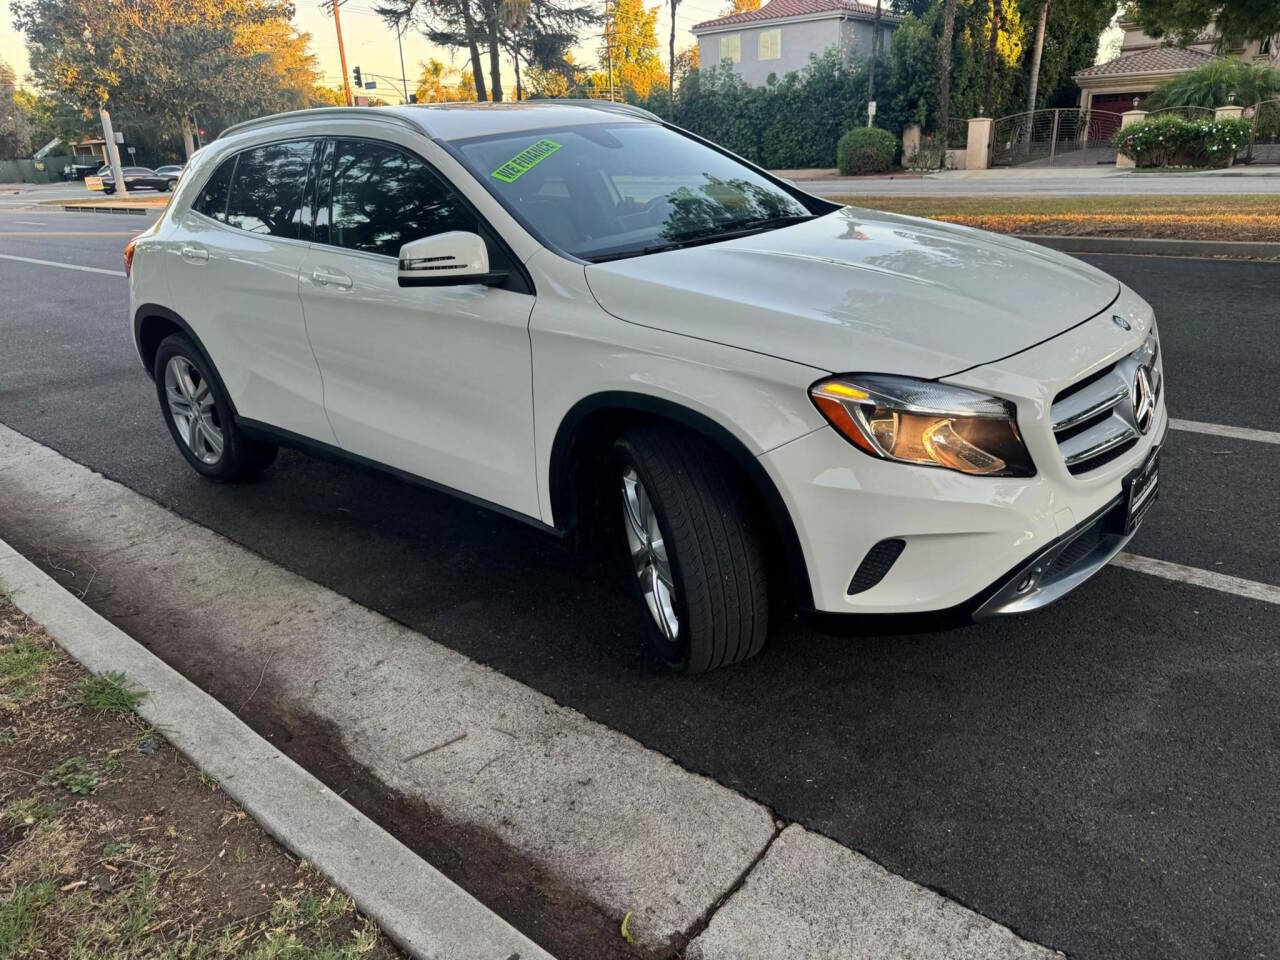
[125,101,1167,673]
[155,165,185,178]
[101,166,178,194]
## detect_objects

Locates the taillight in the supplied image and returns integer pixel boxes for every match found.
[124,237,137,277]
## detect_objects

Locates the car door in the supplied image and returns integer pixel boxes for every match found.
[162,138,337,444]
[297,137,539,518]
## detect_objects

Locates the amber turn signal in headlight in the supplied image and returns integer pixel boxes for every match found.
[810,375,1034,477]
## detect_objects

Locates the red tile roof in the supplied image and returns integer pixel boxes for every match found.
[693,0,902,32]
[1075,45,1220,80]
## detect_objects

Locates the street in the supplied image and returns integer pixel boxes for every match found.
[1,207,1278,960]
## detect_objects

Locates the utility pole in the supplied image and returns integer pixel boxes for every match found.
[98,107,128,197]
[605,0,615,102]
[396,19,410,103]
[324,0,355,106]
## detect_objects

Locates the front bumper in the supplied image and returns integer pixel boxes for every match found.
[761,290,1166,618]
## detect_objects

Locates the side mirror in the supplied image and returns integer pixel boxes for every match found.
[397,231,508,287]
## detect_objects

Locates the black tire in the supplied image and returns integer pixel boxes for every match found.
[163,180,174,192]
[153,333,277,482]
[613,425,770,673]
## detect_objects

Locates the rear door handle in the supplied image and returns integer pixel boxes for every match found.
[311,267,353,290]
[180,244,209,263]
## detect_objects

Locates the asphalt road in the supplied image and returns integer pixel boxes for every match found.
[2,208,1279,960]
[797,170,1280,197]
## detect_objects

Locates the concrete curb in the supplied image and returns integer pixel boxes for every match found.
[0,537,555,960]
[1017,234,1280,259]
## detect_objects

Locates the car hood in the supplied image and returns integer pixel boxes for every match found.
[584,207,1120,378]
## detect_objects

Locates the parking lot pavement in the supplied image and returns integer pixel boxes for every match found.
[0,213,1278,960]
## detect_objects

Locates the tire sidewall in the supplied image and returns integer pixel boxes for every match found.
[153,335,240,481]
[612,439,692,671]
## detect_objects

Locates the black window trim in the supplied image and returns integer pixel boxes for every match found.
[313,134,532,296]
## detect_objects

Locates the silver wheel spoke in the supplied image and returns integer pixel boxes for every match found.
[620,466,679,642]
[164,356,223,465]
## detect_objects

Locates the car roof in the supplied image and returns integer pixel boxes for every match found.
[219,100,661,144]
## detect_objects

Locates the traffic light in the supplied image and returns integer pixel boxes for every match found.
[352,66,362,89]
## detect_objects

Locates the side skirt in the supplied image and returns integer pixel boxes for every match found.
[235,417,565,539]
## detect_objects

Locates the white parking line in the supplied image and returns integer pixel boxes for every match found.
[12,220,46,226]
[1171,418,1280,445]
[0,253,124,278]
[1114,553,1280,605]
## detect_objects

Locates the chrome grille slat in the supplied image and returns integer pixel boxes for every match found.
[1052,378,1129,432]
[1060,422,1140,467]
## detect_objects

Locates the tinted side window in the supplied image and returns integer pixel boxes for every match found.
[224,140,316,238]
[192,157,236,222]
[327,139,475,257]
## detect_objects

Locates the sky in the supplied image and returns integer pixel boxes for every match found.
[0,0,725,101]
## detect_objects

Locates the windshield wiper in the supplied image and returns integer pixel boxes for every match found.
[587,213,819,263]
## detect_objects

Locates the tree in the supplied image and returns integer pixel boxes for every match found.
[937,0,959,166]
[669,0,680,105]
[1024,0,1048,115]
[720,0,761,12]
[983,0,1004,114]
[0,60,34,160]
[11,0,318,157]
[1132,0,1280,51]
[416,58,480,102]
[594,0,667,99]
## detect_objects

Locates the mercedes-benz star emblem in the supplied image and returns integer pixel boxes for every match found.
[1132,364,1155,434]
[1113,314,1131,331]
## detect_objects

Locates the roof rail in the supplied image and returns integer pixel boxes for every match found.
[218,107,427,141]
[547,100,663,123]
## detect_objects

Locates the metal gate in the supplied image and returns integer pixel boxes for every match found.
[990,107,1123,167]
[1245,99,1280,164]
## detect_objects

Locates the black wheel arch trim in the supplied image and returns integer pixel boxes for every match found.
[548,391,815,609]
[132,304,241,422]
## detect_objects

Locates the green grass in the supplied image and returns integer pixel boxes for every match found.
[0,636,52,701]
[3,797,60,829]
[68,672,146,715]
[0,881,57,956]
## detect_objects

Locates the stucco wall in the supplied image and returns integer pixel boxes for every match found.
[697,16,891,87]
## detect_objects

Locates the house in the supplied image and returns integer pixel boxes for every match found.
[1075,16,1280,113]
[692,0,901,88]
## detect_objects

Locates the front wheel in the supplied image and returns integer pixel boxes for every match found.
[613,426,770,673]
[153,333,277,482]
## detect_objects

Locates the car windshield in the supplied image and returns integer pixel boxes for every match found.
[452,122,816,261]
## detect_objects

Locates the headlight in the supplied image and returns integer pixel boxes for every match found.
[809,374,1034,477]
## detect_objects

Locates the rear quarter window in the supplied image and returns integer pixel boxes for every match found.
[192,157,236,222]
[222,140,317,238]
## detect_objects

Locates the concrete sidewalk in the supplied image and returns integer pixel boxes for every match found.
[0,421,1064,959]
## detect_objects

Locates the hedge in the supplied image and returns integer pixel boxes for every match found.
[1113,115,1253,168]
[837,127,897,174]
[633,51,874,169]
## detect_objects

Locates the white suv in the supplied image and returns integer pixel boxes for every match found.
[126,102,1166,672]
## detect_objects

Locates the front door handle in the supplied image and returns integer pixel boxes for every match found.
[180,244,209,263]
[311,267,353,290]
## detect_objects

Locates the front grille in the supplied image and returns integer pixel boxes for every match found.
[1051,340,1160,476]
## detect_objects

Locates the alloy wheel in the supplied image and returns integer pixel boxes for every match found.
[620,466,679,640]
[164,356,224,465]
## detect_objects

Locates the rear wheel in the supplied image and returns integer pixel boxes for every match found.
[154,333,277,482]
[613,426,770,673]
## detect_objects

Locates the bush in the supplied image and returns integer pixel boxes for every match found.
[837,126,898,175]
[633,51,871,169]
[1113,115,1253,168]
[1145,60,1280,110]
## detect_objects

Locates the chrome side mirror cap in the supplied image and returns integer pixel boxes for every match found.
[397,231,507,287]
